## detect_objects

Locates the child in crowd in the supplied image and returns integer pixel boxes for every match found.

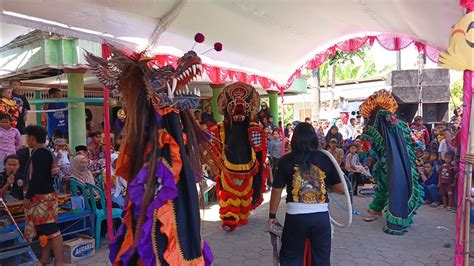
[438,151,456,210]
[0,87,20,128]
[430,150,442,173]
[422,148,431,165]
[0,155,24,201]
[414,147,425,169]
[0,114,23,172]
[438,129,454,162]
[345,144,372,196]
[267,129,283,188]
[410,116,430,148]
[54,138,72,192]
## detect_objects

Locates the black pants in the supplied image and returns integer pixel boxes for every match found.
[269,157,280,187]
[280,212,331,266]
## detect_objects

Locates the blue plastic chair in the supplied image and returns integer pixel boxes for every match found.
[86,183,123,250]
[69,178,90,209]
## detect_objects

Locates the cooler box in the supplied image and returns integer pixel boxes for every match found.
[63,235,95,263]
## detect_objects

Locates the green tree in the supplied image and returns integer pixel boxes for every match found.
[450,78,463,111]
[318,44,391,84]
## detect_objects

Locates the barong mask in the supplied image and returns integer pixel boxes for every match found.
[217,82,260,122]
[84,47,203,111]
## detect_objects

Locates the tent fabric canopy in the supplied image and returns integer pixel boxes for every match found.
[1,0,463,88]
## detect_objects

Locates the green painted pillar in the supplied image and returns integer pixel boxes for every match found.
[65,68,87,149]
[210,84,224,122]
[34,91,42,125]
[268,91,279,125]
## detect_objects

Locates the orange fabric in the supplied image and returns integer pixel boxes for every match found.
[156,107,180,116]
[157,202,205,265]
[159,130,182,183]
[116,145,131,181]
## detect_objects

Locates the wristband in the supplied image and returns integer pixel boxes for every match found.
[269,213,276,219]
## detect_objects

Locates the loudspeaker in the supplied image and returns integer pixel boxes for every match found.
[396,103,419,123]
[389,69,450,104]
[422,103,449,123]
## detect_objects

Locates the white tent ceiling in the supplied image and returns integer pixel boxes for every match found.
[1,0,463,84]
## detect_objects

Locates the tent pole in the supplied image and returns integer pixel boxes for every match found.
[102,43,115,243]
[455,70,473,265]
[463,72,473,265]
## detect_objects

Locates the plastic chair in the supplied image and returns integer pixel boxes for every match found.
[97,175,104,190]
[86,183,123,250]
[53,176,61,192]
[69,178,90,209]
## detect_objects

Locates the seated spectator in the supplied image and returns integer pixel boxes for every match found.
[328,138,344,166]
[71,155,95,185]
[316,127,326,150]
[0,155,24,201]
[200,105,216,126]
[418,161,440,206]
[423,148,431,165]
[75,145,88,157]
[109,153,127,208]
[194,110,202,123]
[88,131,105,177]
[54,138,72,191]
[325,125,343,148]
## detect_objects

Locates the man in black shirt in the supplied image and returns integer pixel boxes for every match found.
[10,80,31,135]
[24,125,64,265]
[0,155,24,201]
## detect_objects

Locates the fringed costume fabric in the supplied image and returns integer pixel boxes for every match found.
[212,82,268,231]
[85,45,220,265]
[359,90,424,235]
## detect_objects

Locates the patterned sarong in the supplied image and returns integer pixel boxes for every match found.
[24,192,58,241]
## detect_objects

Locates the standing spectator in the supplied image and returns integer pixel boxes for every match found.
[0,155,24,201]
[257,102,270,122]
[10,80,31,135]
[322,120,331,135]
[325,125,343,148]
[201,105,215,125]
[88,131,105,177]
[0,86,20,128]
[0,114,23,172]
[23,125,64,265]
[304,117,311,124]
[284,123,292,139]
[438,151,456,209]
[418,161,440,206]
[316,127,326,150]
[194,110,202,123]
[410,116,430,148]
[75,145,88,157]
[450,107,462,123]
[431,126,442,147]
[438,129,454,162]
[347,118,357,140]
[42,88,68,138]
[430,150,442,173]
[267,115,275,128]
[268,129,283,188]
[327,138,344,166]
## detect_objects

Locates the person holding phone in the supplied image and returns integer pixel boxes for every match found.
[0,154,23,201]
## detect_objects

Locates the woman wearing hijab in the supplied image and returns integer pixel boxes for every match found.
[71,155,95,185]
[325,125,343,147]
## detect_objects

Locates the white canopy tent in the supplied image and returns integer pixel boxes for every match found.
[1,0,463,85]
